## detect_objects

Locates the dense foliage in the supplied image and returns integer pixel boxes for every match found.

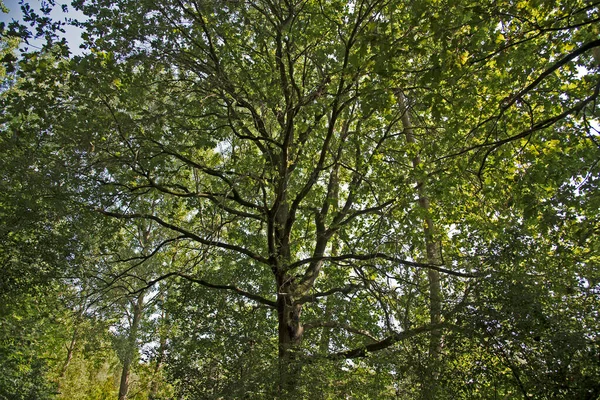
[1,0,599,398]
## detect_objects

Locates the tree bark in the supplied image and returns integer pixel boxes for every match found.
[57,298,87,393]
[56,327,77,394]
[399,92,443,399]
[319,176,340,355]
[60,330,77,378]
[118,291,145,400]
[276,271,304,395]
[149,299,167,400]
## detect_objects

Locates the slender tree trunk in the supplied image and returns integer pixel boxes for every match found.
[399,93,443,399]
[60,329,77,378]
[148,338,166,399]
[119,291,145,400]
[57,300,86,393]
[149,305,167,400]
[56,327,77,394]
[319,296,334,354]
[319,176,340,355]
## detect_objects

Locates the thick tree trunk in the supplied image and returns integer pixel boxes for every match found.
[268,173,306,393]
[399,93,443,399]
[276,272,304,395]
[118,291,145,400]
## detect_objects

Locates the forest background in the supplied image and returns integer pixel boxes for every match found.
[1,0,599,399]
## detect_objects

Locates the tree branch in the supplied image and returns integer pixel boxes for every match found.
[176,272,277,308]
[132,177,263,220]
[328,323,447,359]
[287,253,478,278]
[440,39,600,163]
[295,284,362,304]
[478,80,600,176]
[500,39,600,112]
[96,209,270,264]
[150,140,262,211]
[130,271,277,308]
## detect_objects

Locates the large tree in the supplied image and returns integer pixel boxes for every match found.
[2,0,599,398]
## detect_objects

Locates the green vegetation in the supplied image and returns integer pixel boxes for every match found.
[1,0,599,398]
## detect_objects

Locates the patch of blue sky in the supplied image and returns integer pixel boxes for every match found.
[1,0,86,54]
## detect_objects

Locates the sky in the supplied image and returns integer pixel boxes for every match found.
[1,0,85,53]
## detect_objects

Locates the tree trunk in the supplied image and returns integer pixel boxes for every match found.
[319,295,334,354]
[57,300,87,393]
[421,203,443,400]
[118,291,145,400]
[56,327,77,394]
[276,271,304,395]
[319,188,340,355]
[399,92,443,399]
[149,305,167,400]
[60,330,77,378]
[269,173,306,394]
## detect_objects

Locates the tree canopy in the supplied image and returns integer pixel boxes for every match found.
[1,0,599,398]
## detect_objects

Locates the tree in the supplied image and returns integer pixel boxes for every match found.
[104,218,175,400]
[2,0,599,398]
